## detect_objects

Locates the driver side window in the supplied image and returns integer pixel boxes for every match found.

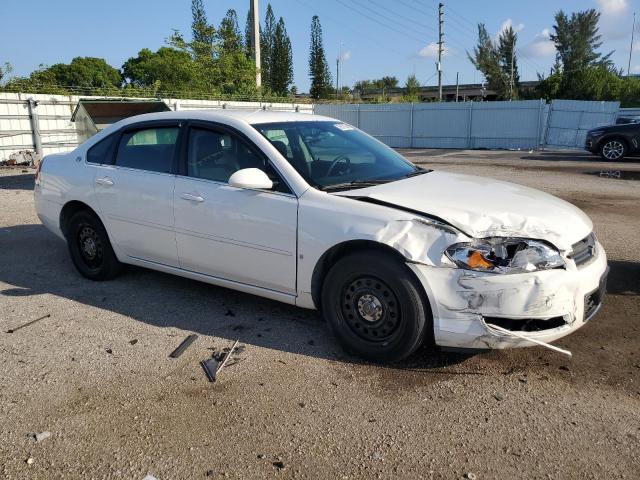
[187,128,239,183]
[186,126,291,193]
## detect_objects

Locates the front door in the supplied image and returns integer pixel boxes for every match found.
[173,124,298,294]
[92,123,181,267]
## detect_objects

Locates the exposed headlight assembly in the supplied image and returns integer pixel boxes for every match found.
[445,238,564,274]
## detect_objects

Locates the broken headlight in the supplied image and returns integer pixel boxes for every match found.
[445,238,564,274]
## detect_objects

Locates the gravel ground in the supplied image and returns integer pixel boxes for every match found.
[0,150,638,479]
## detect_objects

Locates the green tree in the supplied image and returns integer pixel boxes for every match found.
[122,47,195,94]
[191,0,215,59]
[261,4,277,91]
[0,62,12,85]
[219,9,243,54]
[244,9,254,58]
[498,26,519,99]
[270,17,293,96]
[469,24,520,99]
[404,74,420,101]
[550,9,613,74]
[374,76,398,89]
[309,15,333,99]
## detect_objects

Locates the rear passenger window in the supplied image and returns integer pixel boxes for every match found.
[115,127,179,173]
[87,134,117,164]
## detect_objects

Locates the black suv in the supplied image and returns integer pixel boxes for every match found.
[585,122,640,161]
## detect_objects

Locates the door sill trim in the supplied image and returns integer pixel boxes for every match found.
[127,255,297,304]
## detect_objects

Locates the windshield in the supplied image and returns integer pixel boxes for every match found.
[253,121,422,190]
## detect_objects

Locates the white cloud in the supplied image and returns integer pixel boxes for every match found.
[632,64,640,73]
[521,28,556,58]
[596,0,628,15]
[498,18,525,37]
[417,42,452,58]
[339,50,351,62]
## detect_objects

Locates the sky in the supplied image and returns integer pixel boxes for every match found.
[1,0,639,93]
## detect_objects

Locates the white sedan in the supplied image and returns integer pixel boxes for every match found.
[35,110,608,362]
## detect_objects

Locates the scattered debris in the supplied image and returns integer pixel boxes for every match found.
[106,348,113,354]
[206,470,215,477]
[600,170,621,179]
[493,393,505,401]
[28,431,51,443]
[26,458,34,465]
[464,473,478,480]
[6,313,51,333]
[201,358,220,382]
[201,339,240,383]
[372,451,383,460]
[142,475,158,480]
[273,461,285,470]
[129,339,138,345]
[169,334,198,359]
[257,454,266,459]
[559,365,570,371]
[298,402,306,408]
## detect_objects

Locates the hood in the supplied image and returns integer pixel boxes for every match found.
[336,171,592,251]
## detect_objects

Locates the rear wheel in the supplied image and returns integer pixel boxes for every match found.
[321,251,432,362]
[66,210,122,280]
[600,138,627,161]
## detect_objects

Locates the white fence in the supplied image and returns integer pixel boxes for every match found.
[316,99,621,151]
[0,92,313,162]
[0,92,625,162]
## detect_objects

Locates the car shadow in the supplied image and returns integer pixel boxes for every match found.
[606,260,640,296]
[0,223,471,369]
[0,173,35,190]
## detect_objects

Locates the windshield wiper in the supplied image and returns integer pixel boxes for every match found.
[403,168,432,178]
[321,179,390,192]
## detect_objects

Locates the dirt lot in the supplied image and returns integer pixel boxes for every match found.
[1,150,638,479]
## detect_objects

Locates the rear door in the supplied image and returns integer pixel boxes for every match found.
[173,122,298,294]
[92,121,182,267]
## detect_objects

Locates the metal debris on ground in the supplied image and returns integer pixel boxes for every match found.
[6,313,51,333]
[169,334,198,358]
[27,431,51,443]
[201,339,240,383]
[600,170,621,178]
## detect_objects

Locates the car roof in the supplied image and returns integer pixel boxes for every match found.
[113,109,335,127]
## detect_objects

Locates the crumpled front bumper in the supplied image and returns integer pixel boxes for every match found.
[408,242,608,349]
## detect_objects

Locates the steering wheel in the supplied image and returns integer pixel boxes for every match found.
[327,154,352,177]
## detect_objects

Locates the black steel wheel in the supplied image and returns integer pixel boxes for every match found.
[322,251,432,362]
[66,210,122,281]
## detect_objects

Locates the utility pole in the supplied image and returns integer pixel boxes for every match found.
[628,12,636,76]
[250,0,261,88]
[509,39,515,100]
[437,2,444,102]
[336,43,341,99]
[455,72,459,102]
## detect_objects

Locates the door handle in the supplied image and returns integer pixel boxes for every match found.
[95,177,114,186]
[179,193,205,203]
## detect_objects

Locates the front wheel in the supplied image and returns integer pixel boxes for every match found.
[66,210,122,280]
[321,252,432,362]
[600,138,627,161]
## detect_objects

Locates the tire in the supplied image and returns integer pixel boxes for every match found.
[599,138,627,161]
[66,210,122,281]
[321,251,432,363]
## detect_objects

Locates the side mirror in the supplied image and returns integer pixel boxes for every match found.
[228,168,273,190]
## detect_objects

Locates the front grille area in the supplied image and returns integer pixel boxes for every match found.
[568,233,596,267]
[484,316,567,332]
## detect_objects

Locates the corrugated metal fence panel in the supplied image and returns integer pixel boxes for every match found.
[470,100,544,150]
[314,103,359,126]
[359,104,412,148]
[618,107,640,117]
[545,100,619,148]
[412,102,469,148]
[0,92,311,161]
[317,100,547,150]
